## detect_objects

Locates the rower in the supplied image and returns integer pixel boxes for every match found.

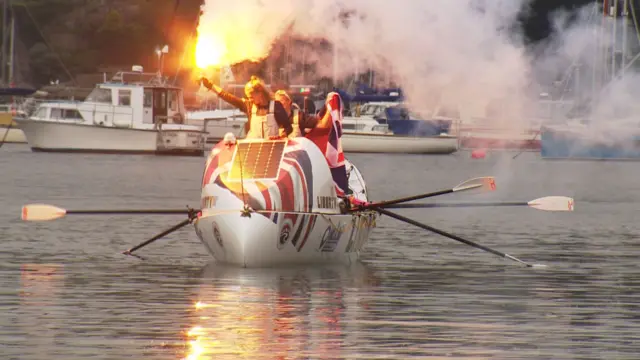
[274,90,317,137]
[200,76,293,139]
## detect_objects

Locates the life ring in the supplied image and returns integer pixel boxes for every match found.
[172,113,184,124]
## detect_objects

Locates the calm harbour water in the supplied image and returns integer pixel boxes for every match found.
[1,143,639,359]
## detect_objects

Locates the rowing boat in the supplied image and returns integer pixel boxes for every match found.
[21,133,576,268]
[194,134,378,267]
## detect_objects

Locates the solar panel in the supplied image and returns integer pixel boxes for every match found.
[227,140,286,181]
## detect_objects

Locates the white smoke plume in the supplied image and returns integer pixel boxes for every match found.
[197,0,639,133]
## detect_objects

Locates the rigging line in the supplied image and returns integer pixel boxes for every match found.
[0,121,12,149]
[21,3,76,85]
[161,0,184,84]
[239,143,247,206]
[172,14,200,85]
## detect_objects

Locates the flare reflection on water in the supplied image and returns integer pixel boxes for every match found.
[183,262,379,360]
[18,264,65,358]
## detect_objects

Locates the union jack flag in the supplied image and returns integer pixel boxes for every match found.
[325,92,348,196]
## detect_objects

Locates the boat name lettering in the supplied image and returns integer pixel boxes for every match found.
[319,223,346,252]
[317,196,337,209]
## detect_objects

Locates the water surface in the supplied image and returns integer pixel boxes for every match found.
[1,143,639,359]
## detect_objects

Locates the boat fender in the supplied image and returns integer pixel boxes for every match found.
[223,132,236,146]
[172,113,184,124]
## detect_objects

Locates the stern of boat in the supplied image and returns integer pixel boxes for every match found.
[156,124,206,156]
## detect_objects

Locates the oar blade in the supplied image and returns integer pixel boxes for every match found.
[21,204,67,221]
[453,177,496,193]
[527,196,575,212]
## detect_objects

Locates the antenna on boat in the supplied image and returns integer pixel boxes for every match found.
[155,45,169,78]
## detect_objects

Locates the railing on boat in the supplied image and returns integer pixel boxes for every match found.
[26,100,186,129]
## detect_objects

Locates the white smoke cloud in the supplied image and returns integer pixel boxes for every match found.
[197,0,640,134]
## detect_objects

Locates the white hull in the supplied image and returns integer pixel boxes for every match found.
[194,210,377,267]
[199,136,376,268]
[16,119,204,155]
[341,132,458,154]
[186,110,247,145]
[0,126,26,143]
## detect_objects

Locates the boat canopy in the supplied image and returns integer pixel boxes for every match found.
[0,87,38,97]
[332,85,405,104]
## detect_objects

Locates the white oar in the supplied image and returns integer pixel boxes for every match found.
[21,204,196,221]
[384,196,575,212]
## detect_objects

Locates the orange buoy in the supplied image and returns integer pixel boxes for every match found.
[471,149,486,159]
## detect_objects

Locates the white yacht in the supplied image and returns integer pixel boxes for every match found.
[340,115,458,154]
[15,66,206,156]
[341,102,458,154]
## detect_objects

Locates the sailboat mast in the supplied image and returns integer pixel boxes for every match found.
[1,0,7,85]
[611,0,618,78]
[621,0,629,72]
[8,4,14,85]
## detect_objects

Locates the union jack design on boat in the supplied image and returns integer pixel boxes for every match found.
[195,135,377,267]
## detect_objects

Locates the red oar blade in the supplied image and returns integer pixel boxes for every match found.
[527,196,575,212]
[453,176,496,193]
[22,204,67,221]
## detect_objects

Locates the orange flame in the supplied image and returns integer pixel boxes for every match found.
[194,10,273,70]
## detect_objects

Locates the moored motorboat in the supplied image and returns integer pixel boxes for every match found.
[340,116,458,154]
[14,66,206,156]
[194,135,377,267]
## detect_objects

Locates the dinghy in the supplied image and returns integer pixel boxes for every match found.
[194,134,377,267]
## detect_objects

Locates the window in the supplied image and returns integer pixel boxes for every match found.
[143,89,153,107]
[168,90,178,111]
[86,88,112,103]
[155,91,166,109]
[50,108,62,119]
[35,107,47,118]
[63,109,82,119]
[118,90,131,106]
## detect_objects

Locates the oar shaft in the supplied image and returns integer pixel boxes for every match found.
[67,209,192,215]
[366,189,454,208]
[385,202,527,209]
[124,218,191,254]
[375,208,532,267]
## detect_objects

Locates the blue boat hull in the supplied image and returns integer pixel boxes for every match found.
[541,126,640,160]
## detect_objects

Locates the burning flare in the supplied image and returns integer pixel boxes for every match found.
[195,35,227,69]
[194,1,281,69]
